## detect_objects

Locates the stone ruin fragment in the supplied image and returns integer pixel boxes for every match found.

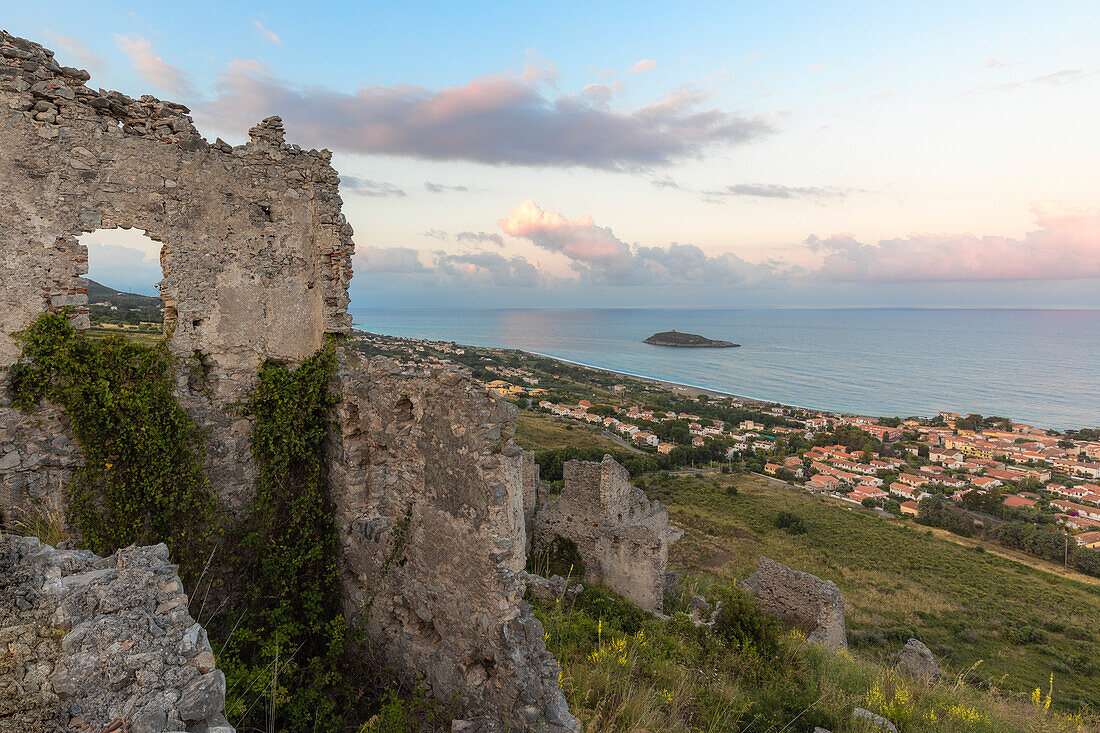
[740,556,848,650]
[530,455,682,613]
[0,30,573,731]
[0,535,232,733]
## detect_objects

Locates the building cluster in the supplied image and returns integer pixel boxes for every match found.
[759,411,1100,547]
[536,399,723,451]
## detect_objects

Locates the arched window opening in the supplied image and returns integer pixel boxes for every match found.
[79,228,166,340]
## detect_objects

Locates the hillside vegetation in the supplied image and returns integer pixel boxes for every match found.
[514,412,625,453]
[647,472,1100,712]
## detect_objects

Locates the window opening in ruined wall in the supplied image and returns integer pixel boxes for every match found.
[79,228,166,337]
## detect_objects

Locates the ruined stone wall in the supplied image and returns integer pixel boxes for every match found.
[0,31,353,514]
[1,31,578,730]
[531,455,676,613]
[740,556,847,650]
[0,535,233,733]
[328,352,575,731]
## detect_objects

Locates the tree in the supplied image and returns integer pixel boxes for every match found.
[917,495,976,537]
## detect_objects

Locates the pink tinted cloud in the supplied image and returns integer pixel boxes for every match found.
[252,19,282,44]
[811,202,1100,282]
[196,60,769,168]
[631,59,657,74]
[498,200,632,265]
[498,200,777,285]
[44,31,102,70]
[114,34,195,98]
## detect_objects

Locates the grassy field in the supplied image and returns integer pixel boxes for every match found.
[85,322,164,346]
[643,472,1100,712]
[513,410,626,453]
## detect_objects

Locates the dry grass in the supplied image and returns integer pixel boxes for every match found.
[4,494,68,547]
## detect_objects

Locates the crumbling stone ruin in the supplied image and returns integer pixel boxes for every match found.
[328,353,571,727]
[740,556,847,650]
[530,455,680,613]
[0,31,573,731]
[0,535,232,733]
[0,26,352,514]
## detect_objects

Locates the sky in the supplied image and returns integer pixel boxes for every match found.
[8,1,1100,307]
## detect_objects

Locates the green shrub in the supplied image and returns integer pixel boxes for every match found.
[529,534,586,579]
[362,689,415,733]
[574,587,649,634]
[774,510,806,535]
[9,312,214,582]
[711,586,781,660]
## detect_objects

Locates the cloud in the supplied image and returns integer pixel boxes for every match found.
[355,244,542,288]
[809,201,1100,282]
[702,183,848,201]
[252,19,282,44]
[114,34,195,98]
[498,199,778,285]
[455,231,505,248]
[196,59,771,168]
[424,182,469,193]
[962,68,1098,96]
[436,252,543,287]
[422,229,449,240]
[44,31,102,71]
[650,176,683,190]
[631,59,657,74]
[983,57,1026,69]
[993,69,1096,94]
[807,63,827,71]
[356,245,426,273]
[83,241,162,296]
[650,177,850,202]
[341,176,406,197]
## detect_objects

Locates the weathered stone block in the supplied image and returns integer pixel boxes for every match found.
[741,556,847,650]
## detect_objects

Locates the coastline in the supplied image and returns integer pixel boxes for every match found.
[523,350,779,408]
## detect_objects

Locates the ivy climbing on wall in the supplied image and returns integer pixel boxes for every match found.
[215,339,358,730]
[9,312,215,582]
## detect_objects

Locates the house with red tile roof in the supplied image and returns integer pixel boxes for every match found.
[808,474,841,491]
[1003,495,1037,509]
[1074,531,1100,548]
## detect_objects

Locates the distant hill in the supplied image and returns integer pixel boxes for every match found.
[85,278,163,324]
[644,330,739,348]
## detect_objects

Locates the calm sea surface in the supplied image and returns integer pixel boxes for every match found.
[348,308,1100,429]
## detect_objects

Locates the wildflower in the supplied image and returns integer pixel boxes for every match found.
[543,631,550,643]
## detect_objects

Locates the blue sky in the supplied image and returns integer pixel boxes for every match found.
[8,1,1100,306]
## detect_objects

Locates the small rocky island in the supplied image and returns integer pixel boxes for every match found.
[643,330,740,348]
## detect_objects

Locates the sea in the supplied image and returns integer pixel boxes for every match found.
[348,307,1100,430]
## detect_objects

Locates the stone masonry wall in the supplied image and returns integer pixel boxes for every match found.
[328,352,575,731]
[1,31,579,730]
[0,30,354,514]
[531,455,677,613]
[0,535,232,733]
[740,556,848,650]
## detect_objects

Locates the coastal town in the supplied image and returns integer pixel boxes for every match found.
[351,331,1100,558]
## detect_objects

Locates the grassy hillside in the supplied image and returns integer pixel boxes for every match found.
[644,473,1100,711]
[84,277,163,326]
[513,410,626,453]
